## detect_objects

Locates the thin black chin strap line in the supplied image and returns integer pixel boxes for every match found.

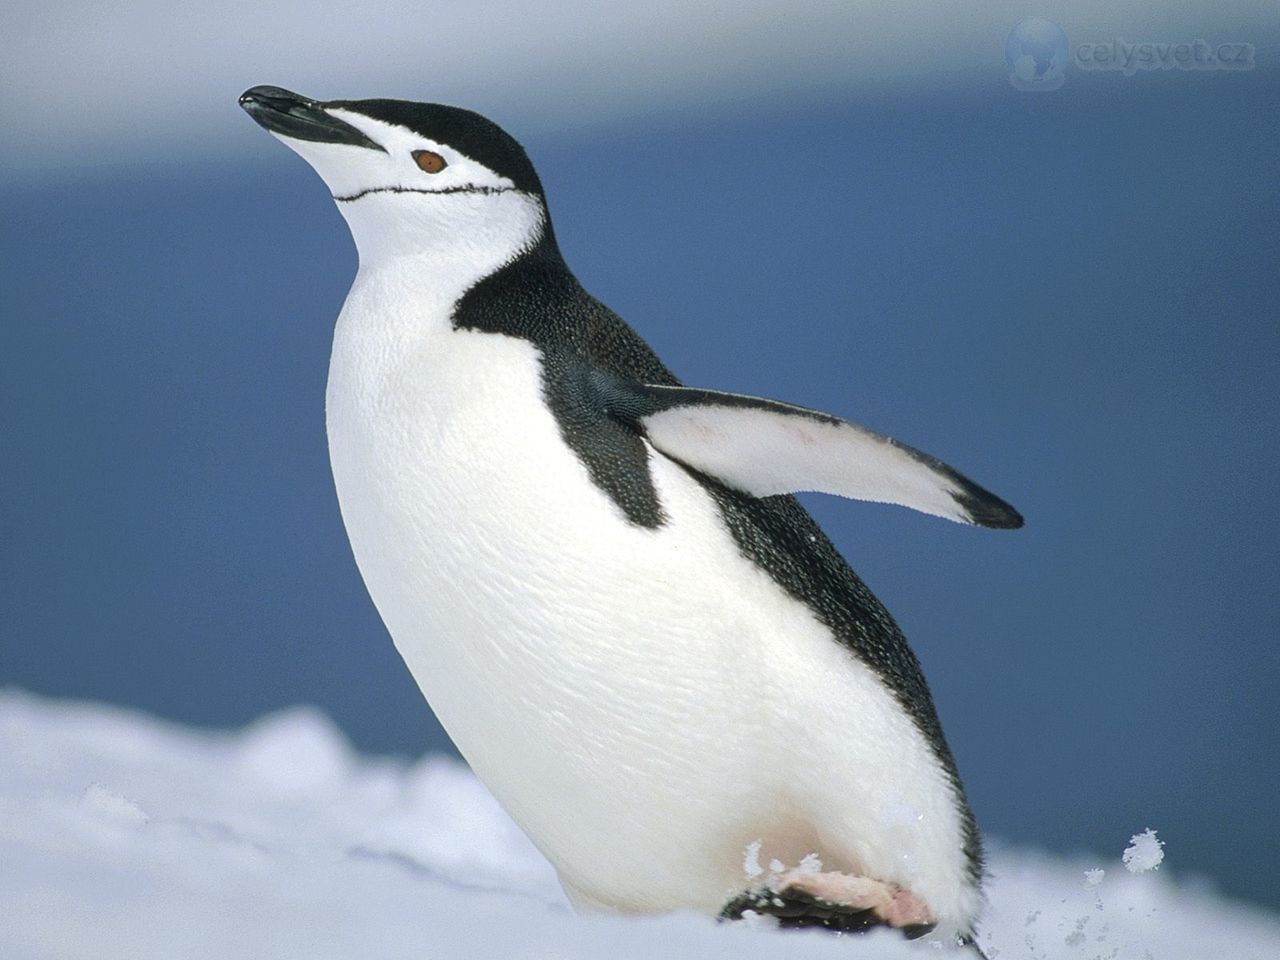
[334,184,519,203]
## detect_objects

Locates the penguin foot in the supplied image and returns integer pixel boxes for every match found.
[719,869,935,938]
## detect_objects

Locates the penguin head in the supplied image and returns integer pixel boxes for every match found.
[240,86,550,265]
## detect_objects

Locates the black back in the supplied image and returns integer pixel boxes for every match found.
[452,231,983,886]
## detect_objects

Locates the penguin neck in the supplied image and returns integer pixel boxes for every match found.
[340,188,558,295]
[336,191,571,346]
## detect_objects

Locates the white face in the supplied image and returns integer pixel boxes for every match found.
[271,108,546,270]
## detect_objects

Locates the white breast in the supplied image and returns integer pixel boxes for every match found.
[323,256,979,940]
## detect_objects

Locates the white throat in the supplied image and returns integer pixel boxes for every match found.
[335,189,547,279]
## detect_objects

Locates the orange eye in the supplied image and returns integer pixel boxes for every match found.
[412,150,447,173]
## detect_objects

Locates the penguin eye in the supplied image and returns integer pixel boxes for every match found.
[412,150,447,174]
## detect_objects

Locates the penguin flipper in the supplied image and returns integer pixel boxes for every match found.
[594,375,1023,529]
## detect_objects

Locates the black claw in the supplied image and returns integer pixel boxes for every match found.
[902,921,939,939]
[717,890,765,920]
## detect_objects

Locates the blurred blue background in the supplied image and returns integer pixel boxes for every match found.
[2,1,1277,914]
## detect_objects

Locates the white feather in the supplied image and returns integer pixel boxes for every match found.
[642,399,974,523]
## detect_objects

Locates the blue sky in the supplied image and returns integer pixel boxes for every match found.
[3,0,1278,913]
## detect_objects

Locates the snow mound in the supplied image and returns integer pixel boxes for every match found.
[2,689,1277,960]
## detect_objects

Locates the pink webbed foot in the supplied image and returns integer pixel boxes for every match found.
[720,869,936,939]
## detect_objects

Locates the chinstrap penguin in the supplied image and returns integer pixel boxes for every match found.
[240,85,1022,953]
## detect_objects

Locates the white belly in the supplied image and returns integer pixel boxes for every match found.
[324,276,976,935]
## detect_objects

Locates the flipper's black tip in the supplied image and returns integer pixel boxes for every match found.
[955,486,1025,529]
[944,469,1024,529]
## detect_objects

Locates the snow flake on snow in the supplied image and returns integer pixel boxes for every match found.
[742,839,763,879]
[797,853,823,875]
[1123,829,1166,874]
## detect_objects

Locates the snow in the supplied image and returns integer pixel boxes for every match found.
[3,690,1279,960]
[799,852,824,874]
[742,839,763,879]
[1123,829,1166,874]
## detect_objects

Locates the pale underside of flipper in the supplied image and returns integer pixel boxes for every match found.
[591,373,1023,529]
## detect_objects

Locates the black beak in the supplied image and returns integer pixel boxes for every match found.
[239,85,385,152]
